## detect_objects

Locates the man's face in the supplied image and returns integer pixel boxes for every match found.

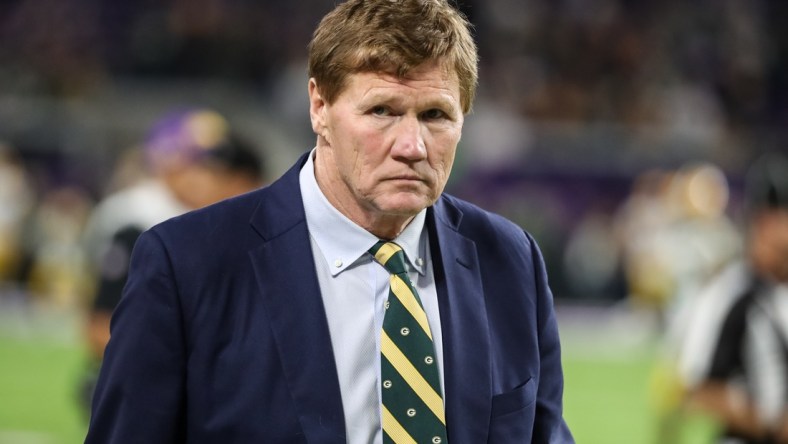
[751,209,788,282]
[309,61,464,234]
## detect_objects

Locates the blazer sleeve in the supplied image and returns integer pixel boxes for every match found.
[85,229,187,443]
[527,231,575,443]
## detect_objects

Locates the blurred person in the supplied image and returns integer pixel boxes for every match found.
[614,168,679,311]
[85,0,573,442]
[617,163,740,327]
[675,152,788,443]
[614,163,740,443]
[23,185,95,308]
[0,144,35,287]
[562,207,626,303]
[79,108,265,412]
[660,163,741,317]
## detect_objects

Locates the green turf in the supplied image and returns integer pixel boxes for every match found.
[562,341,719,444]
[563,351,656,443]
[0,336,88,444]
[0,331,719,443]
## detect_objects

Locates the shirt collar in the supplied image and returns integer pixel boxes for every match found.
[299,148,428,277]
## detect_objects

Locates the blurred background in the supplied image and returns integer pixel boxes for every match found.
[0,0,786,442]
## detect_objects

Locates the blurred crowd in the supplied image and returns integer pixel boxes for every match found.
[1,0,787,154]
[0,0,785,295]
[1,0,785,306]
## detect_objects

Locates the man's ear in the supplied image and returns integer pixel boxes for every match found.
[308,78,328,139]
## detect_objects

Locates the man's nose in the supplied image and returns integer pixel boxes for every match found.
[391,116,427,160]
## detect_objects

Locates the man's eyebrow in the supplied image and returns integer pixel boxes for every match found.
[360,91,458,110]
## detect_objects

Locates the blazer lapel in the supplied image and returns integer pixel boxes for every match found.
[248,154,346,442]
[429,199,493,443]
[244,154,492,442]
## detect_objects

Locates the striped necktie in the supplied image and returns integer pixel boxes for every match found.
[369,241,447,444]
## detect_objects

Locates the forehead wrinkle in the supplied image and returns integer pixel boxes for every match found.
[354,75,461,112]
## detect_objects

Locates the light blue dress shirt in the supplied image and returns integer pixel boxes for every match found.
[299,149,445,444]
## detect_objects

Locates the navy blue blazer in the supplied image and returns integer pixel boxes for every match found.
[86,153,574,443]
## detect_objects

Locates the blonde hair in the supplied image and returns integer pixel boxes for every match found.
[308,0,478,114]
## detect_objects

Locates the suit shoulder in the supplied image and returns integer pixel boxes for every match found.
[150,187,265,245]
[438,194,529,243]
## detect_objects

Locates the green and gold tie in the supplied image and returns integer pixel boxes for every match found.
[369,241,447,444]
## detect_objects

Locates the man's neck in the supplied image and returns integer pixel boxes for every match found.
[312,149,416,240]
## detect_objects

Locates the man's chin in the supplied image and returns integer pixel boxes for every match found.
[375,194,434,216]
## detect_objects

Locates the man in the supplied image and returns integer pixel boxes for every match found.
[677,152,788,443]
[85,0,573,442]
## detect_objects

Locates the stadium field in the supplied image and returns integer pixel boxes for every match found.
[0,308,717,443]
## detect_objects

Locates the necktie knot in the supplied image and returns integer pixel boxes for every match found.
[369,241,408,275]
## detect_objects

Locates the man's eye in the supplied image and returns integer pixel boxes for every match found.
[422,109,446,120]
[370,106,389,116]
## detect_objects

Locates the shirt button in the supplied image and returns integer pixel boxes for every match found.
[416,258,424,267]
[334,259,343,267]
